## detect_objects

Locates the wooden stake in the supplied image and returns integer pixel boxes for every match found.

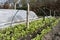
[26,3,29,29]
[15,3,16,10]
[50,10,51,16]
[54,11,55,17]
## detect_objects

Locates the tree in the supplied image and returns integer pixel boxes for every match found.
[55,0,60,10]
[3,1,9,9]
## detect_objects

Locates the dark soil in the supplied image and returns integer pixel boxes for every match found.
[42,21,60,40]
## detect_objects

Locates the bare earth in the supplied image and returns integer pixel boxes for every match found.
[42,21,60,40]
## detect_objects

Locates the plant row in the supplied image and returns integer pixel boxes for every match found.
[0,17,56,40]
[32,18,60,40]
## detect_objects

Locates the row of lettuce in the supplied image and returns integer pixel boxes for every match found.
[0,17,59,40]
[32,18,60,40]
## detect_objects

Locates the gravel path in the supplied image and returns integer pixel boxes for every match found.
[42,21,60,40]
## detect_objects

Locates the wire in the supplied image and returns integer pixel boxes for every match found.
[10,10,19,27]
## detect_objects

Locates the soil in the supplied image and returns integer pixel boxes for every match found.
[42,21,60,40]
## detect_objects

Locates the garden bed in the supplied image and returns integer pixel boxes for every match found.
[0,17,59,40]
[42,20,60,40]
[32,18,60,40]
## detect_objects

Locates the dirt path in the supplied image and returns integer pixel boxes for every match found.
[42,21,60,40]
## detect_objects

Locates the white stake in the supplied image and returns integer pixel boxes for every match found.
[15,3,16,10]
[26,3,29,29]
[54,11,55,17]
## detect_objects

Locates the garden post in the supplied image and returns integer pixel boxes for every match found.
[54,11,55,17]
[15,3,16,9]
[26,3,30,29]
[50,10,51,16]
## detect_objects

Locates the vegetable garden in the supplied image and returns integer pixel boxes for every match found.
[0,0,60,40]
[0,17,60,40]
